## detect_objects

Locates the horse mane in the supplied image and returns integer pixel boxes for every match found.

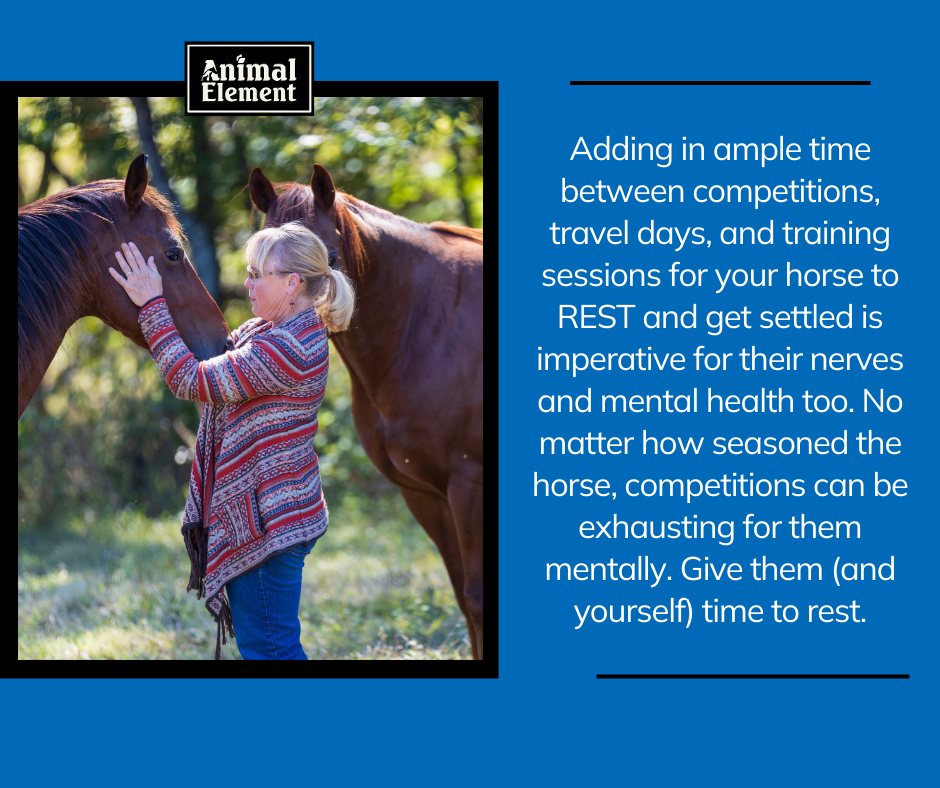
[429,222,484,243]
[17,180,184,382]
[262,184,483,276]
[343,194,483,244]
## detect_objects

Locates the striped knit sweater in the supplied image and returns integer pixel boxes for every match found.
[138,296,330,657]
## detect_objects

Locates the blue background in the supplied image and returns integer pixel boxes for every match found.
[7,1,937,784]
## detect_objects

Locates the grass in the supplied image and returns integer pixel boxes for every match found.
[18,493,470,660]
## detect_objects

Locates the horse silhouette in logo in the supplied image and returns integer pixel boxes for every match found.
[202,60,219,81]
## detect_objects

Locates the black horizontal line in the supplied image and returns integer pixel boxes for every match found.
[597,674,908,679]
[571,81,870,86]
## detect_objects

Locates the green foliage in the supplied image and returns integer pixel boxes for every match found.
[18,95,483,315]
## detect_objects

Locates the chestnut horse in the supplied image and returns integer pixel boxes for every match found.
[18,154,233,418]
[249,164,485,659]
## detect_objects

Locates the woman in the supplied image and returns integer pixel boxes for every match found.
[109,222,355,659]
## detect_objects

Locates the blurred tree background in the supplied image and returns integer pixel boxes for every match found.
[18,96,482,659]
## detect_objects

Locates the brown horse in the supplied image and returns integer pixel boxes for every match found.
[18,154,233,418]
[249,164,485,659]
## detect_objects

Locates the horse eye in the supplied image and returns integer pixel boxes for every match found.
[165,248,182,264]
[328,250,339,268]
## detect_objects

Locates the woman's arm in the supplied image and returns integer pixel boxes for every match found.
[113,240,326,404]
[139,297,327,403]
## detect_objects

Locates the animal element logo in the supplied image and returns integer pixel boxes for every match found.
[187,43,312,114]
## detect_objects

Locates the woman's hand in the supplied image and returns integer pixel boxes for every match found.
[109,242,163,307]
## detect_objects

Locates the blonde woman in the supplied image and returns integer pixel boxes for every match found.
[109,221,355,659]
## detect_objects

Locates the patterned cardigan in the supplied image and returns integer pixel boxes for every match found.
[138,296,330,656]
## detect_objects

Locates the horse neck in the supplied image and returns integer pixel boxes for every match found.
[17,215,103,417]
[18,297,85,418]
[332,209,433,394]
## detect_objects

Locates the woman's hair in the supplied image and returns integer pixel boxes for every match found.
[245,221,356,332]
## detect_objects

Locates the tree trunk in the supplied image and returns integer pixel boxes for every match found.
[129,97,220,301]
[450,137,474,228]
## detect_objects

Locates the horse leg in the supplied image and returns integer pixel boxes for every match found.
[396,486,479,659]
[446,473,484,660]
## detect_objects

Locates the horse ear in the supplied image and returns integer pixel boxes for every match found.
[311,163,335,212]
[124,153,149,217]
[249,167,278,213]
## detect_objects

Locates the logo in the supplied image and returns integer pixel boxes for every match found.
[186,42,314,115]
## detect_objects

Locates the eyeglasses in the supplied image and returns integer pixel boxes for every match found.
[246,270,305,283]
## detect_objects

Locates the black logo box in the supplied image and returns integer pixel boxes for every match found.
[186,42,314,115]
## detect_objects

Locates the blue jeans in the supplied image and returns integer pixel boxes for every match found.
[226,539,318,660]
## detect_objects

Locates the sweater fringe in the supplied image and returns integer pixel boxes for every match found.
[213,594,235,660]
[182,520,235,659]
[182,521,208,599]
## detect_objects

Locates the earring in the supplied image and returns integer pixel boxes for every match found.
[290,296,295,312]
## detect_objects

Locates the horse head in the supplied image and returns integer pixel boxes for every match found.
[248,163,366,281]
[17,154,234,417]
[94,154,233,361]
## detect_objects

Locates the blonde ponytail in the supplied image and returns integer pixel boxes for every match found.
[316,267,356,333]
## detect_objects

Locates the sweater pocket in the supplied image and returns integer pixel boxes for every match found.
[220,488,266,548]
